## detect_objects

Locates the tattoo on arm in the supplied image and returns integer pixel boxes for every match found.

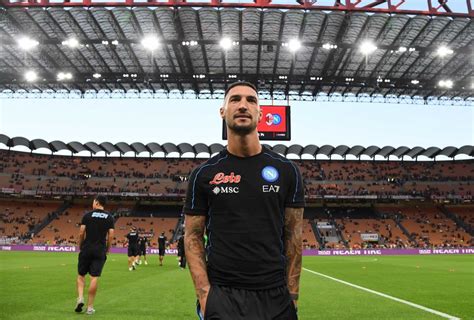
[184,215,210,300]
[284,207,304,300]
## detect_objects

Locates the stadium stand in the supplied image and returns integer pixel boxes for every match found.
[1,150,472,199]
[378,205,472,248]
[0,150,472,248]
[0,200,62,243]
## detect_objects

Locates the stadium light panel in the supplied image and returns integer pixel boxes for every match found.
[398,46,407,53]
[93,73,101,79]
[57,72,72,81]
[288,39,301,52]
[438,80,453,88]
[411,80,420,85]
[141,36,160,51]
[220,37,232,50]
[17,37,39,51]
[62,38,80,48]
[25,70,38,82]
[359,41,377,55]
[436,46,453,57]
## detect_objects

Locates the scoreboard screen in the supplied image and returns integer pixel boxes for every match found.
[222,105,291,141]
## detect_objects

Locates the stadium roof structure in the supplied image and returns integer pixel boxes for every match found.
[1,134,472,160]
[0,0,473,103]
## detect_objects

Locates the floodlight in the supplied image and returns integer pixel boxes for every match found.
[398,46,407,53]
[17,37,39,51]
[141,36,160,51]
[322,43,337,50]
[411,80,419,85]
[438,80,453,88]
[57,72,72,81]
[220,37,232,50]
[25,70,38,82]
[62,38,80,48]
[288,39,301,52]
[93,73,102,79]
[359,41,377,55]
[436,46,453,57]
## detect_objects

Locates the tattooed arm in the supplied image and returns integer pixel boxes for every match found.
[284,207,304,306]
[184,214,210,314]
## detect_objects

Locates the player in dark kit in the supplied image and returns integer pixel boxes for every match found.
[138,236,149,265]
[177,233,186,269]
[75,195,114,315]
[158,232,167,266]
[184,82,304,320]
[126,227,139,271]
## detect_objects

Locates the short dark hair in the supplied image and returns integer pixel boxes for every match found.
[224,81,258,98]
[94,195,107,207]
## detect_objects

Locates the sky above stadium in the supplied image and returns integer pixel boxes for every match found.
[0,98,473,153]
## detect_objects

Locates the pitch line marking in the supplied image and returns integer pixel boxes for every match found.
[303,267,460,320]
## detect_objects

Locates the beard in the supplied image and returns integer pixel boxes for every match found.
[227,119,258,136]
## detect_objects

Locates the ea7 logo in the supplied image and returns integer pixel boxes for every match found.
[213,186,239,194]
[263,185,280,193]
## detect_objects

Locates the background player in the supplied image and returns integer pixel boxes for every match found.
[158,232,167,266]
[177,232,186,270]
[75,195,114,315]
[138,235,149,265]
[126,227,139,271]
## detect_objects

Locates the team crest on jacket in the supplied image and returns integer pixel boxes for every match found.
[261,166,279,182]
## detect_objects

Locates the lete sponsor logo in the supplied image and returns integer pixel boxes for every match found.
[209,172,241,185]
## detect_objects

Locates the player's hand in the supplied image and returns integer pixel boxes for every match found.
[198,285,211,316]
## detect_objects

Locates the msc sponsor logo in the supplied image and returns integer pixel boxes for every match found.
[261,166,279,183]
[34,246,46,251]
[263,185,280,193]
[1,246,11,251]
[92,212,109,219]
[209,172,241,185]
[212,186,239,194]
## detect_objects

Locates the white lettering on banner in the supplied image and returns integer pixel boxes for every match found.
[318,250,331,256]
[150,248,178,255]
[334,250,361,255]
[363,250,382,255]
[462,248,474,254]
[47,246,76,252]
[33,246,46,251]
[91,212,108,219]
[419,249,432,255]
[262,185,280,193]
[2,246,11,251]
[433,249,459,255]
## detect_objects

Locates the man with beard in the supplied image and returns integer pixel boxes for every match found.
[183,82,305,320]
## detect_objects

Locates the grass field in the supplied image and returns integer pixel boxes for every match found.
[0,252,473,320]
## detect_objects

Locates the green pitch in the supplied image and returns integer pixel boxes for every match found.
[0,252,472,319]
